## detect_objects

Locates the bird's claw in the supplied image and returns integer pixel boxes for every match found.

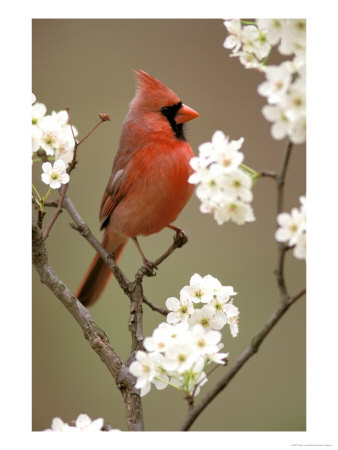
[173,228,188,248]
[142,258,158,277]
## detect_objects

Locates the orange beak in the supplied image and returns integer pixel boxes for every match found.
[175,104,199,124]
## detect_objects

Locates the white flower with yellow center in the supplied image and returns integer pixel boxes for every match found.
[41,159,69,189]
[166,296,194,324]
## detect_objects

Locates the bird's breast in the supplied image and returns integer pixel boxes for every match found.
[109,141,195,237]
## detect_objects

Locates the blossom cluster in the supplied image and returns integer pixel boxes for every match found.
[129,274,239,397]
[189,130,255,225]
[223,19,306,144]
[32,93,78,163]
[275,196,306,260]
[44,413,120,432]
[32,94,78,190]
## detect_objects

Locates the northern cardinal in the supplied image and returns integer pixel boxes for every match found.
[76,70,199,306]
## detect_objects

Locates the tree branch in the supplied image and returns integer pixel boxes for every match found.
[32,218,144,431]
[275,141,293,300]
[180,288,306,431]
[277,140,293,215]
[32,218,122,380]
[143,296,168,316]
[63,195,131,289]
[42,183,69,239]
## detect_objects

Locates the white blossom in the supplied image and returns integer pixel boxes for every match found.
[190,325,222,356]
[44,414,119,432]
[278,20,306,56]
[221,169,253,202]
[189,305,226,331]
[74,414,104,431]
[294,232,306,260]
[282,80,306,121]
[223,19,242,52]
[223,301,240,337]
[206,340,229,364]
[243,25,271,60]
[223,20,306,145]
[288,115,306,144]
[180,273,214,304]
[201,132,245,173]
[144,322,190,353]
[129,351,165,396]
[195,164,228,204]
[41,159,69,189]
[32,95,78,161]
[196,130,230,164]
[232,51,263,70]
[162,341,199,374]
[214,198,255,225]
[275,196,306,260]
[262,103,290,140]
[45,417,74,432]
[32,125,43,153]
[275,208,305,246]
[129,274,239,397]
[166,296,194,324]
[184,358,208,396]
[257,63,292,104]
[190,131,254,226]
[32,102,47,126]
[38,115,63,156]
[256,19,285,45]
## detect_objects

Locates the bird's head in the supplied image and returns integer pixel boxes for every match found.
[130,70,199,140]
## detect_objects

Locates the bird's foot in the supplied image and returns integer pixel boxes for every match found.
[173,227,188,248]
[141,258,158,277]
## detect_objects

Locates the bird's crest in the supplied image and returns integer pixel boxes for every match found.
[132,70,180,109]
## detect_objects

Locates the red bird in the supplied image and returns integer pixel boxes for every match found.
[76,70,199,306]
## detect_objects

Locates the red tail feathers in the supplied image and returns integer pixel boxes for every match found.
[76,240,127,307]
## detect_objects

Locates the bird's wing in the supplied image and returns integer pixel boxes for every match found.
[99,118,144,229]
[99,167,129,229]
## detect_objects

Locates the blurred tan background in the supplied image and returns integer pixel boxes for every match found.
[32,19,306,431]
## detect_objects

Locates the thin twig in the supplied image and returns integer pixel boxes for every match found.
[180,288,306,431]
[42,200,59,208]
[136,228,189,282]
[75,113,110,148]
[143,296,168,316]
[275,141,293,299]
[36,149,48,162]
[66,108,109,173]
[42,183,68,239]
[65,106,79,173]
[277,141,293,215]
[259,170,277,179]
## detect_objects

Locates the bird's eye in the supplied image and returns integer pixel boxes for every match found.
[160,106,171,115]
[160,102,182,119]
